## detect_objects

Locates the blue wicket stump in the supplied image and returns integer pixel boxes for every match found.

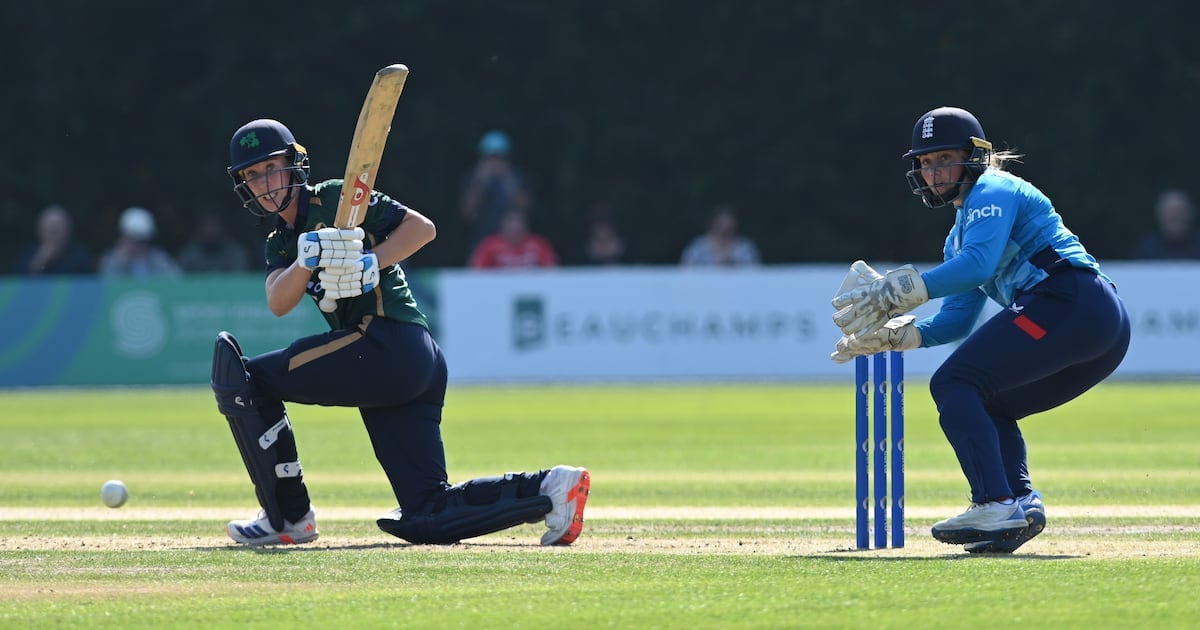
[855,351,905,549]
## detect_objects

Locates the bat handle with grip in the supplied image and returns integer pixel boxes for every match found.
[319,296,337,313]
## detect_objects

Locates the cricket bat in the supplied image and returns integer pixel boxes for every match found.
[319,63,409,312]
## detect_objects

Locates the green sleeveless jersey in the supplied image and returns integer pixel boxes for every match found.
[263,180,429,331]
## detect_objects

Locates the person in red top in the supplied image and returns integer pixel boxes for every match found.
[469,208,559,268]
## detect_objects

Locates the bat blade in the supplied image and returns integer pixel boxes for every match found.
[333,64,408,229]
[320,64,408,313]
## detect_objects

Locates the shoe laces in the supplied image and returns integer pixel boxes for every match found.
[965,497,1015,510]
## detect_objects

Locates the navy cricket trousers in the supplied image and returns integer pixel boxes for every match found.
[929,268,1130,503]
[247,316,452,515]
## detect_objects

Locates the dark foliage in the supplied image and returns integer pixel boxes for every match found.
[4,1,1198,270]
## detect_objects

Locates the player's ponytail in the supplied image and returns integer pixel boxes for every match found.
[988,150,1024,172]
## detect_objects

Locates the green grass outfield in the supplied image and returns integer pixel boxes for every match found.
[1,382,1198,628]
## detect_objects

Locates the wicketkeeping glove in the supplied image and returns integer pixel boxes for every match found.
[830,315,921,364]
[834,260,884,297]
[297,227,366,270]
[317,252,380,300]
[831,264,928,337]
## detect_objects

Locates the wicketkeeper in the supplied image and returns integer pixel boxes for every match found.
[830,107,1129,553]
[215,119,589,546]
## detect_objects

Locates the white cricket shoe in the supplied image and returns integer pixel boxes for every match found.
[228,507,319,546]
[931,499,1027,545]
[965,490,1047,554]
[539,465,591,545]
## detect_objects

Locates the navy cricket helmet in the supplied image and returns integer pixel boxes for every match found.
[227,119,310,217]
[902,107,993,208]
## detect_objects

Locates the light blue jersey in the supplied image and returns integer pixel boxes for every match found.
[916,169,1109,346]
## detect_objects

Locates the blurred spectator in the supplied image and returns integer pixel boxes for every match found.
[680,204,761,266]
[1133,189,1200,260]
[177,214,250,273]
[469,208,558,269]
[14,204,94,274]
[577,204,629,266]
[99,206,183,278]
[459,129,533,254]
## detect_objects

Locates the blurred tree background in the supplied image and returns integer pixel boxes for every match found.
[4,0,1198,271]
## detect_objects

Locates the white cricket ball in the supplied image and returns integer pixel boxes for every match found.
[101,480,128,508]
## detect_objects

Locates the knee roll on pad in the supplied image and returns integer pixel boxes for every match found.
[212,331,302,531]
[377,473,552,544]
[212,331,252,417]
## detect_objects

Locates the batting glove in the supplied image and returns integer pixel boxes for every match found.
[318,252,380,299]
[831,315,921,364]
[297,227,365,270]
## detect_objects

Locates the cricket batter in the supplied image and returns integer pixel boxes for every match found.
[214,119,589,546]
[830,107,1129,552]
